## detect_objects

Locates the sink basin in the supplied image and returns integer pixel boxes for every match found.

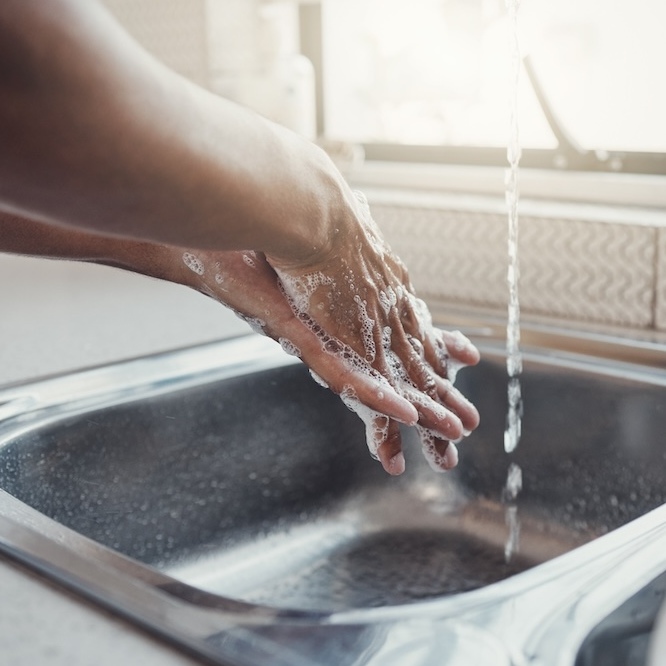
[1,330,666,665]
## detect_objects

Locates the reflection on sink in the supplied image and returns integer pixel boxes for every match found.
[0,332,665,665]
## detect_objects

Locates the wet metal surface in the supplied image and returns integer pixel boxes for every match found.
[0,333,665,664]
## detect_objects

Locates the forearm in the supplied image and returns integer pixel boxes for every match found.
[0,212,189,289]
[0,0,336,264]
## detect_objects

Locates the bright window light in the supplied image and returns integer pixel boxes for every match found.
[321,0,666,154]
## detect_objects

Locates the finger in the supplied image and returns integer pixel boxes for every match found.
[441,329,480,366]
[404,388,464,441]
[373,325,465,440]
[436,440,459,470]
[417,428,459,472]
[341,369,419,426]
[335,388,405,475]
[272,305,420,427]
[391,328,478,435]
[301,343,419,427]
[376,420,405,476]
[434,376,480,433]
[383,311,440,396]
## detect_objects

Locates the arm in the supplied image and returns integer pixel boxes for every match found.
[0,0,333,262]
[0,1,480,474]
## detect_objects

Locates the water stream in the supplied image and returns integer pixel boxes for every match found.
[503,0,523,562]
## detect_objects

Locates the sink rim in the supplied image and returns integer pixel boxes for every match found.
[1,330,666,665]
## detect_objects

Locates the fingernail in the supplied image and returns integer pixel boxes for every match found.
[442,442,459,469]
[387,451,406,475]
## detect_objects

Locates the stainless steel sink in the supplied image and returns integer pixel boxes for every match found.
[1,330,665,666]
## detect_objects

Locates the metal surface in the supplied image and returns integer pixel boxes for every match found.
[648,594,666,666]
[0,332,665,665]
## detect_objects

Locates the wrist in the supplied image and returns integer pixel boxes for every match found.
[261,138,356,271]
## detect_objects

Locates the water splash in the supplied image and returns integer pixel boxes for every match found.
[503,0,523,562]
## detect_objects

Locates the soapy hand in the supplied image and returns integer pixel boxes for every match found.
[266,191,480,473]
[186,194,479,475]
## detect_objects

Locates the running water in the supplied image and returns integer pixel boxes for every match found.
[503,462,522,561]
[503,0,523,562]
[504,0,523,455]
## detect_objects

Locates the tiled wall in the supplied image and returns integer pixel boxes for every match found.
[657,228,666,330]
[372,198,665,333]
[100,1,666,335]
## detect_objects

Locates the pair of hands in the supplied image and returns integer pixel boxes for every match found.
[0,0,480,474]
[178,192,480,476]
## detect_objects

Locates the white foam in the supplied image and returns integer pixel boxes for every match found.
[353,295,376,362]
[276,268,334,315]
[244,317,266,335]
[309,369,329,389]
[228,309,265,335]
[182,252,204,275]
[242,252,257,269]
[408,336,425,358]
[339,385,388,458]
[446,358,463,384]
[280,300,390,394]
[381,326,392,350]
[409,295,432,340]
[378,287,397,315]
[278,338,301,358]
[416,427,457,473]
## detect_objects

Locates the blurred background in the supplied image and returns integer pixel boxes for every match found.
[2,0,665,386]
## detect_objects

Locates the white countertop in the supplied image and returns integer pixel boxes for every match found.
[0,253,252,665]
[0,254,249,387]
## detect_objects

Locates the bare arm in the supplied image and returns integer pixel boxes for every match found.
[0,0,336,263]
[0,1,481,474]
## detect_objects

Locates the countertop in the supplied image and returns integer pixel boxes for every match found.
[0,253,250,665]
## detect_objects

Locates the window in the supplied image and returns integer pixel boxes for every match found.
[304,0,666,173]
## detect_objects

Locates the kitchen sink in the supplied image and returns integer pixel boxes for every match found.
[0,330,665,665]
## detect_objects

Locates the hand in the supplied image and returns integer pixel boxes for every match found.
[180,196,479,475]
[265,190,480,474]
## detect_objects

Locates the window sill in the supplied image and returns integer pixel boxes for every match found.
[346,160,666,211]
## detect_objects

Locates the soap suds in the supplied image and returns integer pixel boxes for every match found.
[242,252,257,269]
[309,369,329,388]
[278,337,301,358]
[417,427,459,472]
[340,385,389,459]
[353,295,376,362]
[182,252,204,275]
[272,204,472,472]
